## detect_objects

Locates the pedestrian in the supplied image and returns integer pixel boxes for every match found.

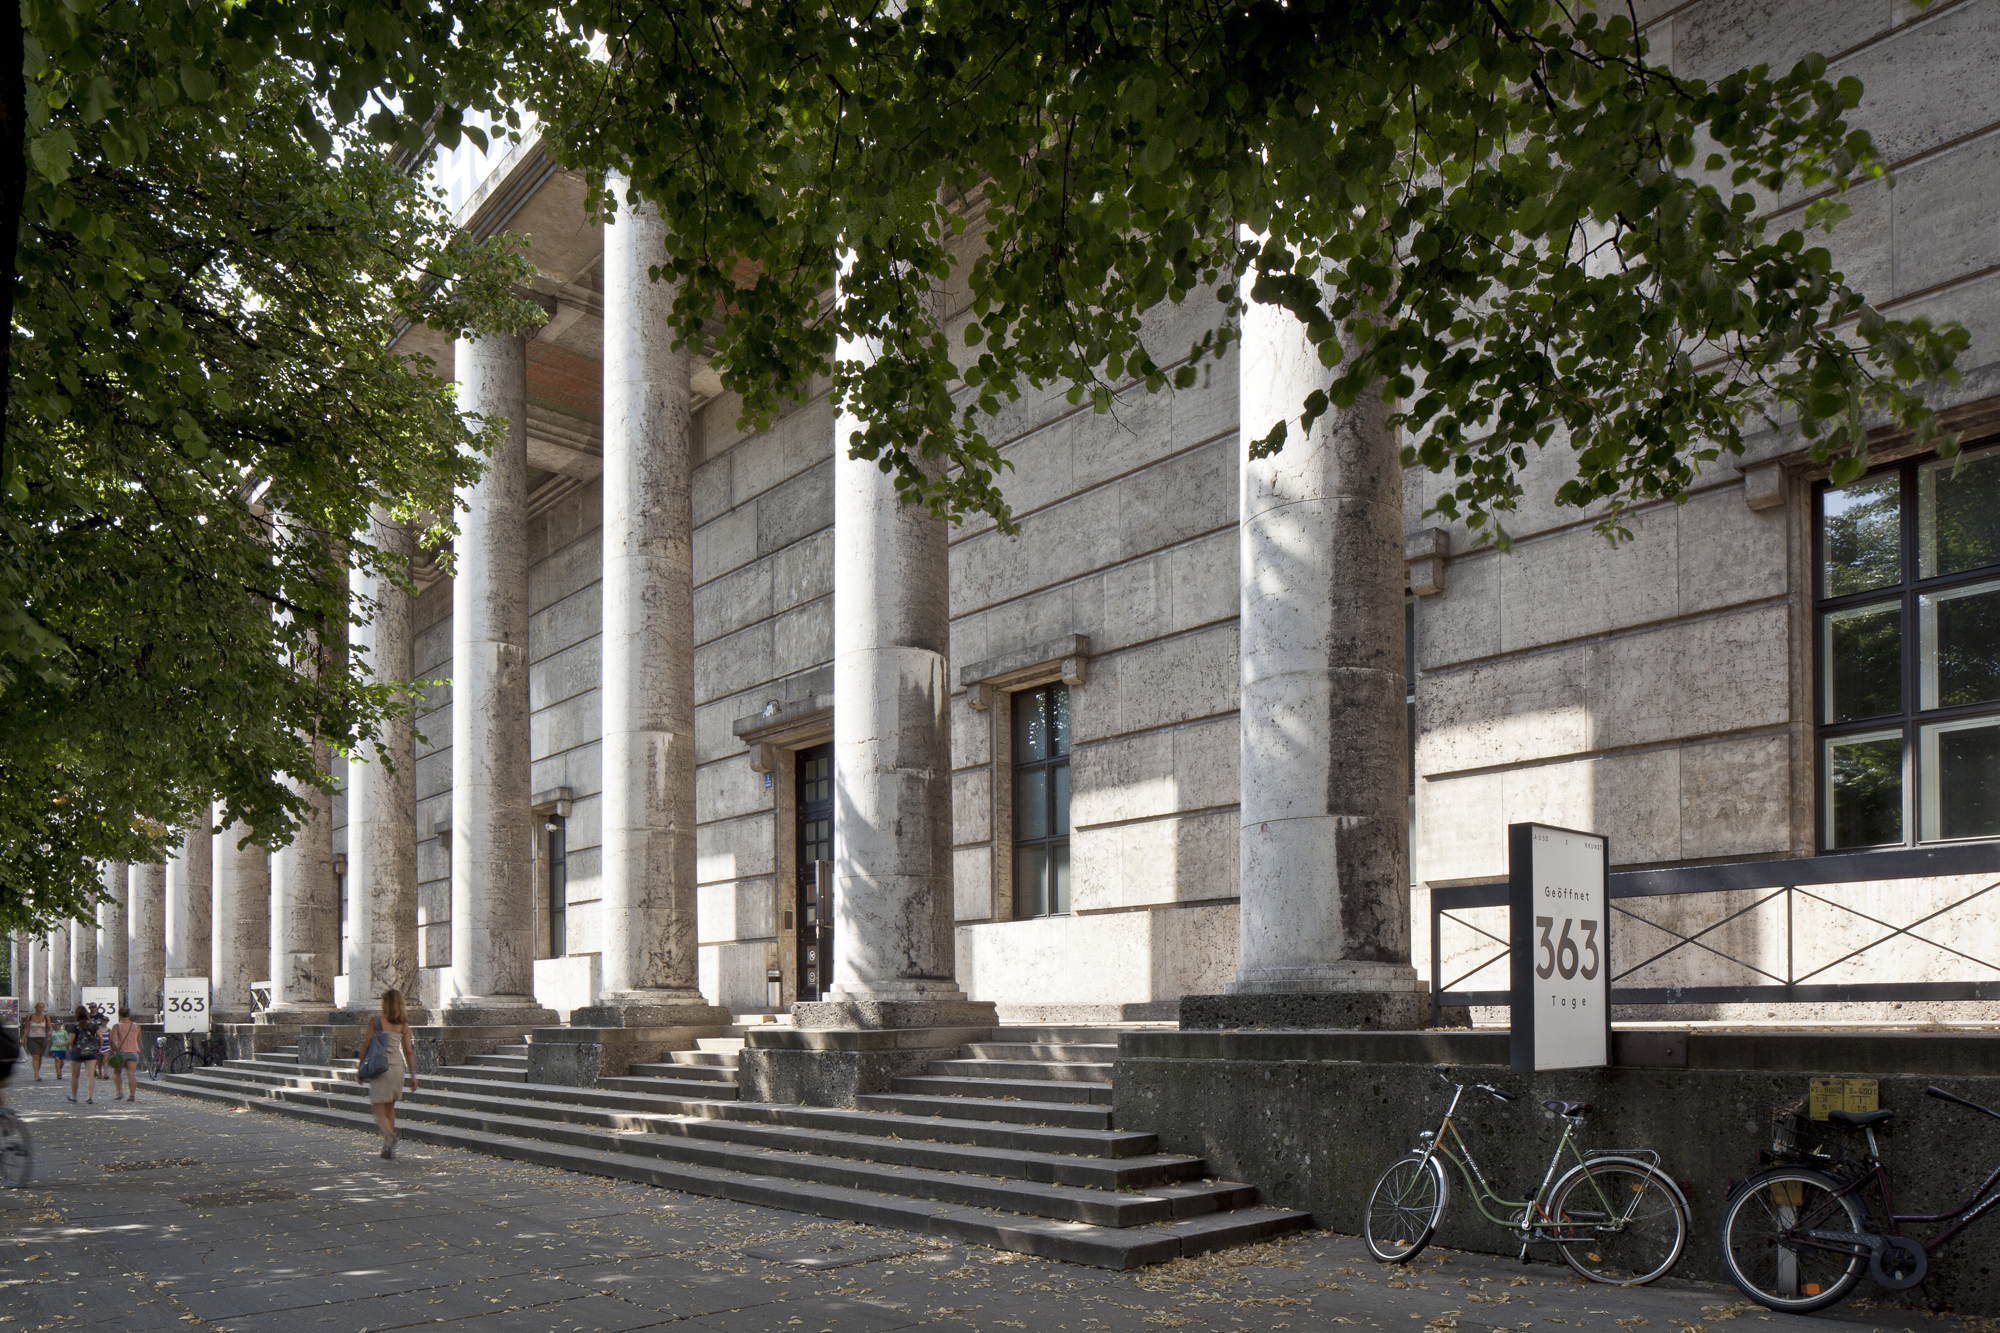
[105,1007,142,1103]
[22,1002,50,1080]
[359,987,418,1158]
[65,1005,103,1104]
[49,1020,70,1081]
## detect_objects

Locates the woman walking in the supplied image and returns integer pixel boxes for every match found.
[65,1005,104,1104]
[360,988,418,1157]
[106,1008,142,1103]
[22,1003,50,1080]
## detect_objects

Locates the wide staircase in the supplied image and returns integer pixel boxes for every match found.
[160,1024,1306,1267]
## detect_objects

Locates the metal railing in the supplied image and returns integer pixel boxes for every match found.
[1429,842,2000,1024]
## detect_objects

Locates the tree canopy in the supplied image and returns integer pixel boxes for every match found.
[464,0,1965,536]
[0,1,536,928]
[2,0,1973,924]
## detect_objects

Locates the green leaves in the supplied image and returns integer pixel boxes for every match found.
[2,0,537,927]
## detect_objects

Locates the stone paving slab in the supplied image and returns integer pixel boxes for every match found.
[0,1075,1991,1332]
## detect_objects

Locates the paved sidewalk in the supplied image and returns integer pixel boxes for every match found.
[0,1074,1985,1332]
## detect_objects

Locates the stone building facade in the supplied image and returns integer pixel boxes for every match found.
[12,0,2000,1032]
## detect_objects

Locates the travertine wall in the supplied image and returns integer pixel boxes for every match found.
[1411,0,2000,1018]
[353,0,1999,1025]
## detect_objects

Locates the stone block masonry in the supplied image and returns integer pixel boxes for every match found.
[1116,1028,2000,1317]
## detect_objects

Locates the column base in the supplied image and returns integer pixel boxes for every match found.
[570,990,730,1029]
[260,1003,337,1026]
[796,985,996,1031]
[442,995,557,1027]
[328,1003,432,1027]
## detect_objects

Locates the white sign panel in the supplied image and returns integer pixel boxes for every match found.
[80,986,119,1025]
[1509,823,1610,1072]
[162,976,211,1034]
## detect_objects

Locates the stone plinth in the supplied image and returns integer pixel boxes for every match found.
[408,1024,539,1077]
[220,1022,294,1061]
[296,1023,370,1069]
[737,1024,994,1109]
[525,1022,728,1087]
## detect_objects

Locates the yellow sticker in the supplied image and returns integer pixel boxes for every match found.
[1808,1078,1880,1120]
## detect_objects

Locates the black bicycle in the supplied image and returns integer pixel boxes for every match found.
[155,1031,225,1076]
[1719,1086,2000,1313]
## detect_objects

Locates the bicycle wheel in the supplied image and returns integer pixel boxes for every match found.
[168,1050,194,1076]
[1719,1167,1869,1313]
[1547,1158,1688,1285]
[0,1110,31,1188]
[1363,1152,1448,1263]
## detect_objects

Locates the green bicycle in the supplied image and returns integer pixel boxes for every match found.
[1362,1067,1691,1285]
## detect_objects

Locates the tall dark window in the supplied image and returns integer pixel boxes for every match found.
[1012,683,1071,917]
[546,814,568,957]
[1816,443,2000,849]
[1407,599,1418,886]
[336,868,348,967]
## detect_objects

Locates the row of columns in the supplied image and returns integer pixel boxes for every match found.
[10,210,1420,1037]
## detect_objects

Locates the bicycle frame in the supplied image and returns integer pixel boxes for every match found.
[1417,1082,1646,1235]
[1820,1128,2000,1259]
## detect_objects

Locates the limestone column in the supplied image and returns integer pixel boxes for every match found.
[212,826,270,1024]
[339,511,425,1022]
[447,331,553,1026]
[97,862,128,995]
[68,901,97,1007]
[578,182,727,1030]
[28,932,47,1010]
[267,759,338,1023]
[49,923,71,1013]
[813,267,990,1030]
[1192,293,1425,1028]
[128,862,166,1018]
[165,812,213,987]
[8,934,26,1004]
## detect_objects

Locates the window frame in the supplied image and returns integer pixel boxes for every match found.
[1009,682,1072,919]
[1812,445,2000,851]
[545,812,568,958]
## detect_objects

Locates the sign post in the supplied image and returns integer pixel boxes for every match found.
[162,976,211,1034]
[1509,823,1611,1073]
[80,986,119,1025]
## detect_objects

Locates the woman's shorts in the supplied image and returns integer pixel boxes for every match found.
[24,1037,46,1056]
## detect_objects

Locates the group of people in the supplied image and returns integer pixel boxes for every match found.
[18,1001,143,1103]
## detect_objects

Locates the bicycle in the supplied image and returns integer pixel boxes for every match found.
[1362,1067,1691,1285]
[0,1100,28,1188]
[1718,1086,2000,1314]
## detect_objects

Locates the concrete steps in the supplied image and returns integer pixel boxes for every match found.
[156,1022,1307,1267]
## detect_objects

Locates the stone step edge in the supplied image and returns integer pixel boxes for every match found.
[170,1069,1206,1191]
[213,1061,1154,1154]
[895,1076,1114,1105]
[165,1074,1244,1226]
[862,1092,1114,1128]
[154,1079,1307,1268]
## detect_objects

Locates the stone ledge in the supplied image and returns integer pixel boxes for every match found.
[744,1025,996,1053]
[1120,1027,2000,1076]
[1178,990,1428,1032]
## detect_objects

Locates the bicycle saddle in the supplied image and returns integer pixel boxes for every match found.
[1828,1108,1894,1128]
[1541,1099,1591,1118]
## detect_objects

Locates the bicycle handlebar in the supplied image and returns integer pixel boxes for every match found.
[1927,1085,2000,1123]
